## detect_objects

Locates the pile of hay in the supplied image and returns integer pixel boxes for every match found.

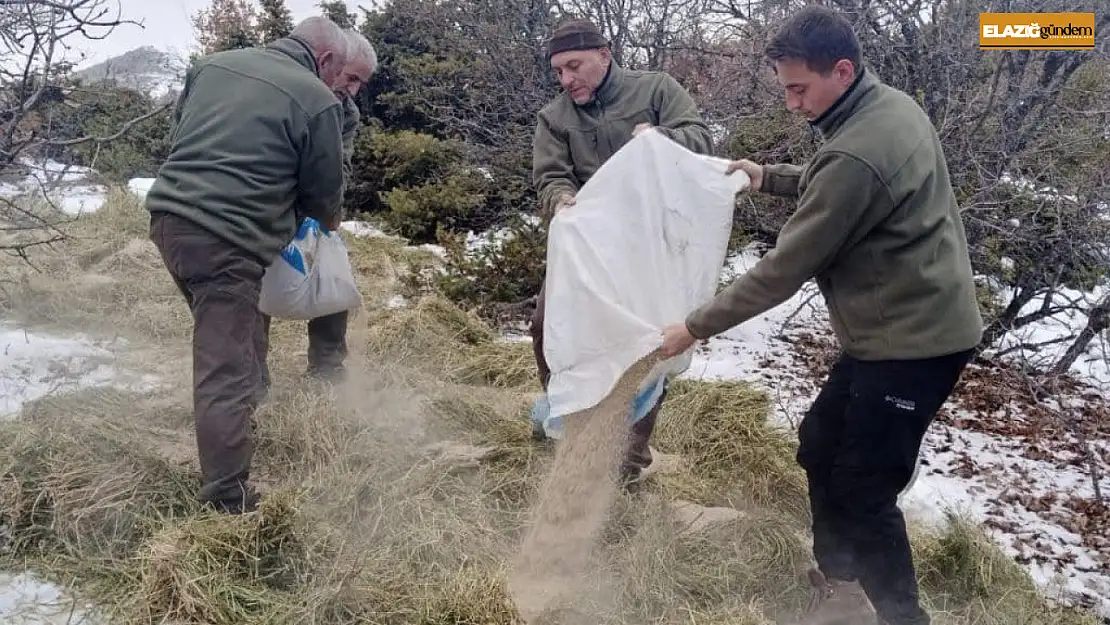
[651,379,809,517]
[0,188,1100,625]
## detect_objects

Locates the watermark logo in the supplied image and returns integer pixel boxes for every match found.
[979,12,1095,49]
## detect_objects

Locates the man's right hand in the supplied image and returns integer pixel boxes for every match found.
[322,214,342,232]
[726,159,763,192]
[555,192,576,214]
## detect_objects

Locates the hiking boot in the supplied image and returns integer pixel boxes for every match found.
[620,465,645,493]
[531,418,547,441]
[787,568,878,625]
[306,364,346,384]
[209,489,261,515]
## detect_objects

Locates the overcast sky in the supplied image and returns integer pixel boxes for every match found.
[67,0,364,69]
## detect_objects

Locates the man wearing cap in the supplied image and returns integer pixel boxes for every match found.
[529,17,714,487]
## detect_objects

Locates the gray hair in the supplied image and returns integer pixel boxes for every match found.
[344,28,377,71]
[290,16,350,66]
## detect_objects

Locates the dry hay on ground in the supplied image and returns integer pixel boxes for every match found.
[0,188,193,341]
[650,379,810,519]
[0,193,1101,625]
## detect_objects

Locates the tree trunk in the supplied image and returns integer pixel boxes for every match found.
[1049,293,1110,377]
[980,286,1036,349]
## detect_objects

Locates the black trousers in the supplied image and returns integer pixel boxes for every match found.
[796,348,973,625]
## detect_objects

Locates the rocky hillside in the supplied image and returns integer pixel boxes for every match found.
[72,46,186,103]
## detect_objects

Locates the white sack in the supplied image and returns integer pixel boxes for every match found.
[542,129,750,421]
[258,217,363,320]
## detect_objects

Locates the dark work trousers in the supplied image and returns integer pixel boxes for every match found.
[149,212,268,512]
[257,310,349,385]
[272,211,349,379]
[529,281,665,474]
[796,348,974,625]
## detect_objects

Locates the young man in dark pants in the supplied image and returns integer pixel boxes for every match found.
[660,6,983,624]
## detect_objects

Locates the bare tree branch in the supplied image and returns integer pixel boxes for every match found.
[1,0,155,258]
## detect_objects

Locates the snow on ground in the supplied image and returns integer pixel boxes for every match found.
[126,177,154,199]
[0,324,163,623]
[992,284,1110,386]
[0,571,101,625]
[0,177,1104,618]
[676,247,1110,618]
[452,219,1110,619]
[0,159,107,216]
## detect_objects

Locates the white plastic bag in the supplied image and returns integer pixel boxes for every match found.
[535,129,749,437]
[258,217,362,320]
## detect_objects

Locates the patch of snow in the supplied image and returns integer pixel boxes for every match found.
[902,420,1110,614]
[386,294,407,309]
[461,214,542,256]
[419,244,447,258]
[707,121,728,144]
[21,160,93,187]
[672,245,1110,619]
[0,325,159,417]
[2,160,106,216]
[1000,172,1080,204]
[55,185,108,216]
[0,182,21,198]
[0,323,163,623]
[127,177,155,199]
[0,572,100,625]
[339,221,390,238]
[990,284,1109,387]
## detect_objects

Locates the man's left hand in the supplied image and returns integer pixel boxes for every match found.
[632,123,653,137]
[661,322,697,358]
[322,215,342,233]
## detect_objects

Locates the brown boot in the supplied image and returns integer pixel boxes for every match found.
[788,568,878,625]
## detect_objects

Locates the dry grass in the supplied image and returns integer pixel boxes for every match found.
[0,189,1100,625]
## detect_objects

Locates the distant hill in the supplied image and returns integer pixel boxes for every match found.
[72,46,186,103]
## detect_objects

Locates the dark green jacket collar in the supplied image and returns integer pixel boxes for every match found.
[594,60,625,107]
[267,36,320,77]
[573,60,625,109]
[811,66,877,139]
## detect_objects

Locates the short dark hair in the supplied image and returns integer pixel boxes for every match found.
[764,6,863,75]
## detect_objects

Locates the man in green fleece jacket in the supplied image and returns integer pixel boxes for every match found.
[529,17,713,487]
[146,15,350,515]
[267,28,378,385]
[660,7,982,625]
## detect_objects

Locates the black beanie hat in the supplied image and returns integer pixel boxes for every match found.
[547,18,609,58]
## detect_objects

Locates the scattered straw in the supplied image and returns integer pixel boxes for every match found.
[652,379,808,516]
[0,190,1098,625]
[136,489,307,624]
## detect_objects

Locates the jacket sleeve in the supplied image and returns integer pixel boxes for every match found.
[684,151,894,339]
[650,74,714,156]
[169,64,199,138]
[295,103,347,225]
[761,163,806,197]
[340,96,360,180]
[532,111,578,220]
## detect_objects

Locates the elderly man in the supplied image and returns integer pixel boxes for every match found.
[660,7,982,625]
[530,17,714,488]
[146,16,350,514]
[260,28,379,384]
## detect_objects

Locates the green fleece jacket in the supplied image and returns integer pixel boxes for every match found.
[146,37,346,263]
[336,93,361,220]
[686,68,984,361]
[532,62,714,219]
[341,94,360,179]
